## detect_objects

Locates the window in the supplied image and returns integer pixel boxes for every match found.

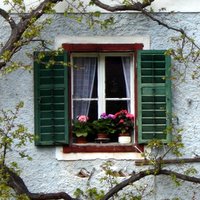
[72,53,133,119]
[34,44,172,153]
[71,53,134,143]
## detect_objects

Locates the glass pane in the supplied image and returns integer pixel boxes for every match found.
[72,57,98,122]
[106,100,129,114]
[73,57,97,98]
[73,100,98,120]
[105,57,128,98]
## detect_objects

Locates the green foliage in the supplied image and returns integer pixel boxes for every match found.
[166,33,200,81]
[73,115,92,137]
[168,128,184,157]
[100,161,119,190]
[142,0,151,4]
[63,0,114,29]
[0,183,12,200]
[141,124,184,164]
[34,48,68,68]
[147,139,164,149]
[1,61,32,74]
[0,0,58,75]
[3,0,25,12]
[0,102,33,161]
[15,194,30,200]
[74,131,89,137]
[74,187,105,200]
[92,118,116,134]
[184,167,197,176]
[0,0,115,75]
[0,102,33,199]
[74,161,148,200]
[170,174,182,187]
[73,161,117,200]
[0,51,12,63]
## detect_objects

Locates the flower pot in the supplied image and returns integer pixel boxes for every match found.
[118,133,131,144]
[97,133,109,139]
[95,133,110,143]
[75,136,87,144]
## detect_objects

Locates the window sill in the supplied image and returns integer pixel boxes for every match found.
[56,144,144,160]
[63,143,144,153]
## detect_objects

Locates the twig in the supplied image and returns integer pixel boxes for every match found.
[135,157,200,166]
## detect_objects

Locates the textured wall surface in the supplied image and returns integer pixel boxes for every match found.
[1,12,200,199]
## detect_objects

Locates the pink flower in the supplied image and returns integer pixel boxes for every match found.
[100,113,115,119]
[120,110,128,115]
[113,109,134,134]
[77,115,89,122]
[108,114,115,119]
[119,119,124,124]
[126,113,134,119]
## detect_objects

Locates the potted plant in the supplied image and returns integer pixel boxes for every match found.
[73,115,91,143]
[92,113,116,141]
[113,110,134,144]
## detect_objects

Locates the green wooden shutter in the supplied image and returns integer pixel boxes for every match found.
[34,52,69,145]
[137,50,172,144]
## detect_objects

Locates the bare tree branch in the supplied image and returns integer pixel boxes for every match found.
[0,8,16,29]
[91,1,185,32]
[91,0,185,33]
[141,9,200,51]
[141,9,185,34]
[91,0,155,12]
[161,169,200,184]
[101,168,200,200]
[29,193,76,200]
[135,157,200,166]
[5,165,77,200]
[0,0,63,70]
[3,157,200,200]
[101,169,156,200]
[91,0,200,53]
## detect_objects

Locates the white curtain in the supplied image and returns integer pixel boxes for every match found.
[121,57,131,112]
[73,57,97,118]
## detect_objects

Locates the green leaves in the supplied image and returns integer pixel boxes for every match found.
[0,51,12,63]
[0,102,33,198]
[0,102,33,164]
[4,0,26,12]
[167,33,200,81]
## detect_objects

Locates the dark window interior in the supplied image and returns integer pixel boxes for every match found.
[105,56,127,114]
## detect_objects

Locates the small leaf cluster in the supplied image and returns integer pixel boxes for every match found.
[74,161,148,200]
[0,102,33,162]
[166,33,200,81]
[0,102,33,199]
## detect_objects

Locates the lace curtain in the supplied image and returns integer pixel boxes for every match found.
[73,57,97,118]
[121,56,131,112]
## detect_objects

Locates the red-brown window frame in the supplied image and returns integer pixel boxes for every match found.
[62,43,144,153]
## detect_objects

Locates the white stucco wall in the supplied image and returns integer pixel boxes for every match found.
[1,12,200,199]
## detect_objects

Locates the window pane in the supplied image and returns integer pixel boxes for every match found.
[72,57,97,119]
[105,56,129,98]
[73,100,98,120]
[88,101,98,120]
[73,57,97,98]
[106,100,129,114]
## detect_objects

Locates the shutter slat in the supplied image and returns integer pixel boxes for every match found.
[34,51,69,146]
[137,50,172,144]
